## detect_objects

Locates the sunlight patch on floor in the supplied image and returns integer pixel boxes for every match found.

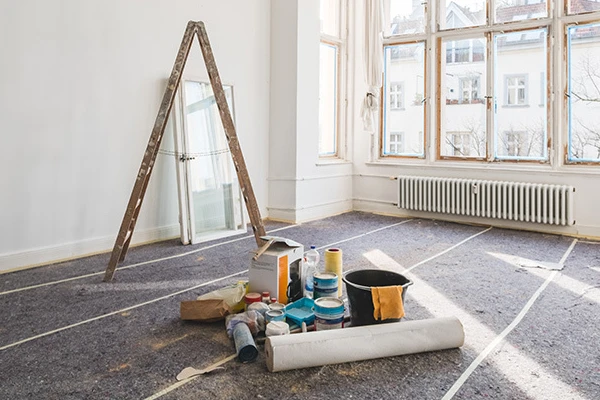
[362,249,587,400]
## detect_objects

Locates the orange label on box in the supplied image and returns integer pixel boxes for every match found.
[278,255,288,304]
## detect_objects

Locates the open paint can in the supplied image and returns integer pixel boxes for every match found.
[313,297,345,330]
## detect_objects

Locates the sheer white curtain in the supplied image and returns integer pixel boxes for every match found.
[360,0,384,134]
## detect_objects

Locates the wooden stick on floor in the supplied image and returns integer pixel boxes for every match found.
[104,21,266,282]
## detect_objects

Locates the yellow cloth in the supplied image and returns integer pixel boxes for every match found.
[371,286,404,320]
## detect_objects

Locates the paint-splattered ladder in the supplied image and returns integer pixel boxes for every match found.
[103,21,266,282]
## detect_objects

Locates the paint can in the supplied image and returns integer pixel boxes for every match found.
[244,292,262,310]
[313,272,338,299]
[313,297,345,330]
[233,323,258,363]
[265,309,286,323]
[266,321,290,337]
[268,302,285,312]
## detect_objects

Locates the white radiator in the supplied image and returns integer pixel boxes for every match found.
[397,176,575,226]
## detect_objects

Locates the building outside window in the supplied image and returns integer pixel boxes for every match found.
[459,76,480,103]
[447,132,472,156]
[505,75,528,106]
[389,82,404,110]
[389,132,405,154]
[381,0,600,164]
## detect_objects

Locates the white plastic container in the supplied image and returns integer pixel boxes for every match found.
[265,321,290,337]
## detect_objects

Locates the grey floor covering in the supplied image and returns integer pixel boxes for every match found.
[0,212,598,399]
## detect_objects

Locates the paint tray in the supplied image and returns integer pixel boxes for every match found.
[284,297,315,326]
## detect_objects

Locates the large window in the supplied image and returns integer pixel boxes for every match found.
[319,0,346,157]
[382,42,426,157]
[380,0,600,165]
[440,35,487,159]
[567,22,600,162]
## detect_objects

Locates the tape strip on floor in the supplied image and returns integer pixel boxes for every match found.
[142,222,496,399]
[441,238,579,400]
[0,219,412,351]
[0,225,298,297]
[0,271,247,351]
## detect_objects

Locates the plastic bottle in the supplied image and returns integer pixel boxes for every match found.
[302,246,320,299]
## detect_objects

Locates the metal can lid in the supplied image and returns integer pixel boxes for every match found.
[314,272,338,280]
[313,297,345,315]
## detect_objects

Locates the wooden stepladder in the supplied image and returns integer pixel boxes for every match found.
[103,21,266,282]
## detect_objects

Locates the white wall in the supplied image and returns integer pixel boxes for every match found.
[0,0,271,271]
[351,0,600,239]
[268,0,353,223]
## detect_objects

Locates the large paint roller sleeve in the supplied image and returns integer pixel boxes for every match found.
[265,317,465,372]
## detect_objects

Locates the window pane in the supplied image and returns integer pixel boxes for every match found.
[440,36,487,158]
[568,23,600,162]
[385,0,425,36]
[495,0,547,24]
[568,0,600,15]
[382,42,425,156]
[439,0,486,30]
[319,43,338,156]
[320,0,340,37]
[494,29,547,160]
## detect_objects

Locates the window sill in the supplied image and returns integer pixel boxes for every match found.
[316,158,352,166]
[365,159,600,175]
[502,104,530,108]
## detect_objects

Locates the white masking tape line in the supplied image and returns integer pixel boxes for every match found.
[315,219,414,251]
[144,354,237,400]
[0,219,411,350]
[442,238,579,400]
[0,271,248,351]
[404,226,493,274]
[0,224,298,297]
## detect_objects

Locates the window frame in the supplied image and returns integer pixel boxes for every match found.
[319,0,348,159]
[565,18,600,164]
[380,39,428,159]
[435,6,552,164]
[378,0,600,167]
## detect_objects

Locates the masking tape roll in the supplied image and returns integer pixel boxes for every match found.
[324,248,343,297]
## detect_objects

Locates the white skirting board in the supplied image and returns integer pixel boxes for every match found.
[0,224,180,273]
[265,317,465,372]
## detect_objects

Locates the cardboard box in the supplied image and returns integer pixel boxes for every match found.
[249,236,303,304]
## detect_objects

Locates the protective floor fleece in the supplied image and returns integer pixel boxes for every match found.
[0,212,598,399]
[0,213,417,346]
[0,220,291,292]
[453,242,600,400]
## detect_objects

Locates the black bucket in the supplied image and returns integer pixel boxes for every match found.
[342,269,413,327]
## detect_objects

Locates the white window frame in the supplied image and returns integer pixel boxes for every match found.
[436,2,551,163]
[319,0,348,159]
[565,18,600,164]
[377,0,600,166]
